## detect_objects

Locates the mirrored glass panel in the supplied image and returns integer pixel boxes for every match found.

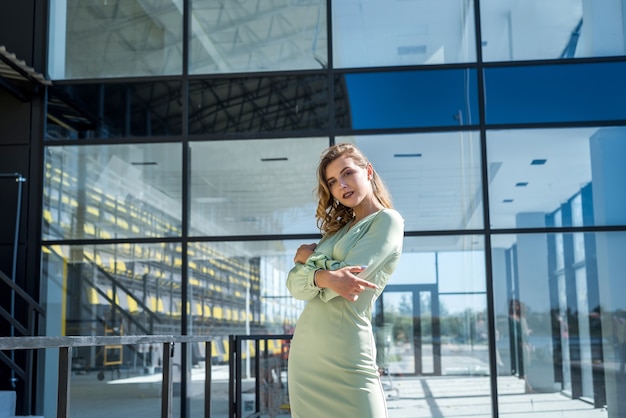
[492,231,626,416]
[487,127,626,229]
[42,243,181,416]
[43,143,182,240]
[48,0,183,79]
[481,0,626,61]
[189,0,327,74]
[336,69,478,130]
[46,81,183,140]
[333,0,477,68]
[484,62,626,125]
[185,238,304,417]
[340,132,483,231]
[373,235,491,414]
[187,239,305,337]
[189,75,330,135]
[189,138,328,236]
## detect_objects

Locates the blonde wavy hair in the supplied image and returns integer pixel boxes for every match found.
[315,143,393,236]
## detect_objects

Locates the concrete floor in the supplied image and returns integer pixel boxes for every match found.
[64,366,607,418]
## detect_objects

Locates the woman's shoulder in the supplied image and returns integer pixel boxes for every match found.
[378,208,404,224]
[369,208,404,233]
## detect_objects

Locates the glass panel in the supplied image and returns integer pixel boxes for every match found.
[188,75,330,135]
[190,0,327,74]
[43,143,182,240]
[47,81,183,140]
[48,0,183,79]
[332,0,476,68]
[558,272,572,394]
[340,132,483,231]
[187,240,270,336]
[438,250,486,293]
[487,127,626,229]
[41,243,181,417]
[440,293,489,376]
[481,0,626,61]
[184,239,307,417]
[393,251,437,285]
[186,240,302,417]
[575,267,594,400]
[189,138,328,236]
[336,69,478,129]
[484,62,626,125]
[392,235,489,381]
[420,291,434,375]
[492,232,626,416]
[376,291,416,375]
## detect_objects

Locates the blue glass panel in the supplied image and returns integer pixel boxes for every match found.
[338,69,478,130]
[485,62,626,124]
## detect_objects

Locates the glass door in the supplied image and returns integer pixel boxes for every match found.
[373,285,440,376]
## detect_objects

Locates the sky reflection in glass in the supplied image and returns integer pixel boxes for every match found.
[342,69,478,130]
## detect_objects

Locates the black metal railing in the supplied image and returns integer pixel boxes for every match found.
[229,334,292,418]
[0,335,213,418]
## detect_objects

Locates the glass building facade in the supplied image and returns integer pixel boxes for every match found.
[6,0,626,416]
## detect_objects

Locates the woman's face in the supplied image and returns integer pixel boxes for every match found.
[325,155,372,208]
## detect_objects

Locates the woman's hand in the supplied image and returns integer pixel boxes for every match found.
[294,243,317,264]
[314,266,378,302]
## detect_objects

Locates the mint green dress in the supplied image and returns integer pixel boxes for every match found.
[286,209,404,418]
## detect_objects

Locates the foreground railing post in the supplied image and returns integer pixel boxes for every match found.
[161,342,174,418]
[57,346,72,418]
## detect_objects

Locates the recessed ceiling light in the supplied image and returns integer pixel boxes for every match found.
[515,182,528,187]
[530,159,547,165]
[503,199,514,203]
[261,157,288,162]
[131,161,158,166]
[393,153,422,158]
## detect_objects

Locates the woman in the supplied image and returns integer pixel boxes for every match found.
[286,143,404,418]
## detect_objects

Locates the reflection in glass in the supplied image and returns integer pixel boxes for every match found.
[377,235,491,414]
[337,69,478,129]
[189,138,327,236]
[420,291,434,375]
[341,132,482,231]
[43,143,182,240]
[48,0,183,79]
[46,81,183,140]
[491,231,626,415]
[190,0,327,74]
[189,75,331,135]
[42,242,180,416]
[375,291,415,375]
[481,0,626,61]
[438,250,486,293]
[484,62,626,125]
[386,237,489,375]
[487,127,626,229]
[333,0,476,68]
[439,294,490,375]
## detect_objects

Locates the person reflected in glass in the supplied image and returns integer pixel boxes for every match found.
[509,298,533,392]
[613,309,626,379]
[286,143,404,418]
